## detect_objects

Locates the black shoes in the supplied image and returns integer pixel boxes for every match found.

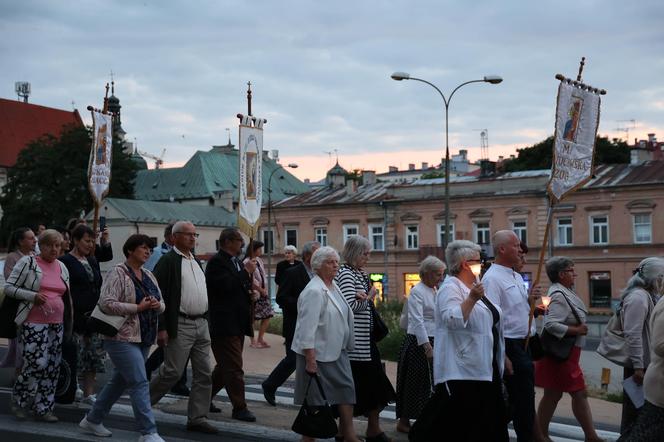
[232,408,256,422]
[209,402,221,413]
[170,384,190,396]
[261,383,276,406]
[186,421,219,434]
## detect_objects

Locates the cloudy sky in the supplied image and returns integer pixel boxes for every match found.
[2,1,663,181]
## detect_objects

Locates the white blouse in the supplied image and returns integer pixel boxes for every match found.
[407,282,437,345]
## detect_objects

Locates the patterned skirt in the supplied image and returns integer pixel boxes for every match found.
[74,332,107,373]
[395,334,434,420]
[620,401,664,442]
[254,295,274,320]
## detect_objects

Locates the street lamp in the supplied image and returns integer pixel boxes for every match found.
[391,72,502,251]
[266,162,298,300]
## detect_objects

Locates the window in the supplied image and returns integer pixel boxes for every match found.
[314,227,328,246]
[343,224,359,243]
[633,214,652,244]
[262,229,274,254]
[369,224,384,251]
[589,272,612,308]
[512,220,527,244]
[436,223,455,246]
[590,215,609,245]
[405,225,419,250]
[285,228,298,248]
[474,222,490,245]
[556,218,573,246]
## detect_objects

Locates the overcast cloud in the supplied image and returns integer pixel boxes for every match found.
[2,0,663,180]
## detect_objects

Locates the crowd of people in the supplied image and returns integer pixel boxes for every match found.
[1,220,663,442]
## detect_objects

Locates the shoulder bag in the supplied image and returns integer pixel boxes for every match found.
[291,373,338,439]
[86,265,133,337]
[539,290,582,361]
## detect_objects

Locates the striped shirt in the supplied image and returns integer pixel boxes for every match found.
[335,264,371,361]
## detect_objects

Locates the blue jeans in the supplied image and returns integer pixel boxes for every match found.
[87,340,157,435]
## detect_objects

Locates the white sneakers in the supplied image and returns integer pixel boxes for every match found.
[80,394,97,406]
[138,433,165,442]
[79,416,112,437]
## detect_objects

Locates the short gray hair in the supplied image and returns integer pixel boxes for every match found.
[419,255,446,279]
[445,240,481,276]
[545,256,575,283]
[172,220,194,234]
[621,257,664,299]
[301,241,321,259]
[39,229,63,247]
[342,235,371,267]
[284,245,298,255]
[310,246,340,272]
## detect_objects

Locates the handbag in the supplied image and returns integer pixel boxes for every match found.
[291,373,338,439]
[87,304,126,337]
[370,302,389,342]
[596,297,646,368]
[539,290,582,362]
[528,333,545,361]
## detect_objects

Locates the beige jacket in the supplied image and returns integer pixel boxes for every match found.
[644,298,664,407]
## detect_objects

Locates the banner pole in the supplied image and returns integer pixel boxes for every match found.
[525,197,555,349]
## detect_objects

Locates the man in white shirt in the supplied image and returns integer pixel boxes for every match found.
[483,230,542,442]
[149,221,217,434]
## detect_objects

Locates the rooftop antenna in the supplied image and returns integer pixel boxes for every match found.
[615,119,636,142]
[15,82,31,103]
[247,81,252,116]
[475,129,489,161]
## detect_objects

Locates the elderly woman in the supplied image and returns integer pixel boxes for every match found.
[395,255,446,434]
[4,229,73,422]
[59,224,105,404]
[276,245,301,287]
[80,234,165,442]
[534,257,603,442]
[335,235,395,442]
[291,246,359,442]
[414,240,507,442]
[618,256,664,435]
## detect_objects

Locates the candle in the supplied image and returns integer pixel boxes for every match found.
[541,296,551,309]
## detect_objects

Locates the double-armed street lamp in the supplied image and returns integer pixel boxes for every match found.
[391,72,502,251]
[266,162,298,300]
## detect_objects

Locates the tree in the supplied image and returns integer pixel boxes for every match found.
[501,136,630,172]
[0,124,138,243]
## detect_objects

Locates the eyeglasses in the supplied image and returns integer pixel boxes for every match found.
[175,232,199,238]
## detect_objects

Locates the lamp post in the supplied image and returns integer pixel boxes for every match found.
[391,72,502,251]
[266,162,298,300]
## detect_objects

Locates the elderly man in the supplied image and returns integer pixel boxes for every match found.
[149,221,217,434]
[262,241,320,406]
[482,230,543,442]
[205,228,257,422]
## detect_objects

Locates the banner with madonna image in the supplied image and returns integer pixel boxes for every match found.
[238,118,264,238]
[547,81,601,202]
[88,110,113,205]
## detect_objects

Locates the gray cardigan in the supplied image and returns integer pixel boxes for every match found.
[543,283,588,348]
[622,288,655,369]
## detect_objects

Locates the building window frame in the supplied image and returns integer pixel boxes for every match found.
[633,213,652,244]
[285,228,298,248]
[473,221,491,245]
[405,224,419,250]
[261,228,275,254]
[368,224,385,251]
[314,227,328,246]
[556,217,573,246]
[511,219,527,245]
[590,215,609,246]
[343,224,359,244]
[436,223,455,246]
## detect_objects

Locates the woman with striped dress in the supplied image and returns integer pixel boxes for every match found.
[335,235,395,442]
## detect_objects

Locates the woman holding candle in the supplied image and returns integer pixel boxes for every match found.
[534,256,603,442]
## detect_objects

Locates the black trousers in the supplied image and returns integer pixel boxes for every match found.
[262,336,295,392]
[504,338,535,442]
[145,346,188,388]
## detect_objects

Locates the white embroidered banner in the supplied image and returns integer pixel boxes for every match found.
[88,110,113,204]
[547,82,601,202]
[238,123,263,237]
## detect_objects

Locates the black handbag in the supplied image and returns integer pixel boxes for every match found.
[291,373,338,439]
[528,333,545,361]
[370,302,389,342]
[539,290,582,362]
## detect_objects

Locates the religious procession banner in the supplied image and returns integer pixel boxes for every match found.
[238,120,263,237]
[547,81,601,202]
[88,110,113,205]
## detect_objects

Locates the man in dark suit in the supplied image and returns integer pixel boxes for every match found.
[261,241,320,406]
[205,228,257,422]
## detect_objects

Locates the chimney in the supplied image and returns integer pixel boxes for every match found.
[408,163,415,171]
[498,155,504,162]
[304,178,310,184]
[648,133,656,143]
[388,166,398,173]
[421,162,428,169]
[363,170,376,185]
[345,179,358,195]
[510,154,515,160]
[460,149,468,159]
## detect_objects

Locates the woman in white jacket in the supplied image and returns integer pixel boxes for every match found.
[291,246,360,442]
[412,240,507,442]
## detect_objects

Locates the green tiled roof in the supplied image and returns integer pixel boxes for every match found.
[105,197,236,227]
[134,148,308,203]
